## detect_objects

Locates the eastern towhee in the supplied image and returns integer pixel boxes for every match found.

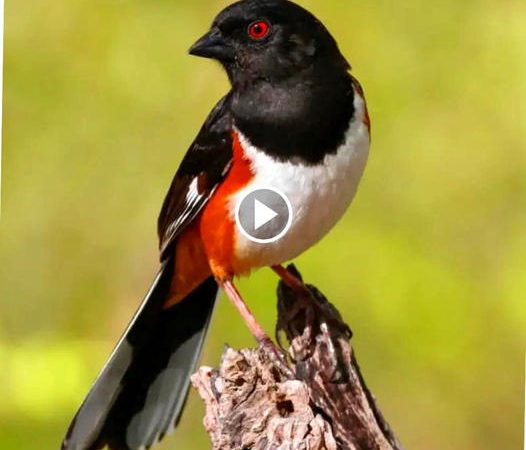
[62,1,370,448]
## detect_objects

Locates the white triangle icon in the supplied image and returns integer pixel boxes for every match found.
[254,199,279,230]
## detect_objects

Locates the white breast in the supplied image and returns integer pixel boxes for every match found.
[230,89,370,273]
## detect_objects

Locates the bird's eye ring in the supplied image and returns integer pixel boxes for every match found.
[248,20,270,40]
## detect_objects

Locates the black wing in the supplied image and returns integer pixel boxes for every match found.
[158,93,233,260]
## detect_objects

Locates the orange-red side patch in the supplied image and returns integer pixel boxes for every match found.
[164,222,211,308]
[351,76,371,134]
[199,130,255,280]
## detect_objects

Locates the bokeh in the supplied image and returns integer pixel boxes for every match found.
[1,0,524,449]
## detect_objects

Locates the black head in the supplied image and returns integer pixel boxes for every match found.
[189,0,357,165]
[189,0,350,86]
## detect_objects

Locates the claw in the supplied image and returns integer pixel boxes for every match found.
[258,338,294,379]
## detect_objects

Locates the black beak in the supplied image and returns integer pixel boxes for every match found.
[189,29,234,62]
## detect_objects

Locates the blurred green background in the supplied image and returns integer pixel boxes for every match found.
[1,0,525,448]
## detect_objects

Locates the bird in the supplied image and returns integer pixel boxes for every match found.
[61,0,370,449]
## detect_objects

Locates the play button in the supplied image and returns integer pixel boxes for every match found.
[254,199,278,230]
[235,187,293,243]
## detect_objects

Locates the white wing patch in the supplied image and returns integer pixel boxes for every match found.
[164,179,201,237]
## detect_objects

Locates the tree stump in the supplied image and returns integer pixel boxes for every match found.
[191,265,404,450]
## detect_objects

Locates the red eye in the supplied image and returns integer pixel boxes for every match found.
[248,20,270,40]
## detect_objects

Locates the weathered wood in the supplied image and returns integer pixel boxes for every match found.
[191,265,404,450]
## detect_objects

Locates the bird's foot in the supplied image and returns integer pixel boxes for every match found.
[220,278,294,379]
[258,336,294,379]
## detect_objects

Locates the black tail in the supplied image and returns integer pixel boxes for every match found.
[62,258,218,450]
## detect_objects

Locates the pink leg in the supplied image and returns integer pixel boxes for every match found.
[271,265,308,293]
[221,279,293,377]
[219,280,294,379]
[221,279,272,345]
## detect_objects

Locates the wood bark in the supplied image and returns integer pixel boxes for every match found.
[191,265,404,450]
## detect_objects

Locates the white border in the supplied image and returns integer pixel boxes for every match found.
[234,186,293,244]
